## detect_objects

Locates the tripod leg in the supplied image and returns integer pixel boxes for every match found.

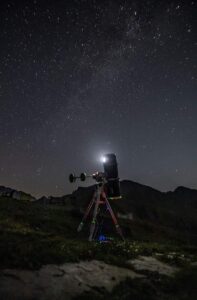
[77,191,96,232]
[89,187,101,241]
[104,196,124,241]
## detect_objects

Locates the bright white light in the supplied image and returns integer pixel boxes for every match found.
[101,156,107,163]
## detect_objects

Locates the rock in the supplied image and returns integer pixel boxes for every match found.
[117,212,133,220]
[0,186,35,201]
[127,256,179,276]
[36,195,71,206]
[0,260,144,300]
[36,196,49,204]
[0,186,14,197]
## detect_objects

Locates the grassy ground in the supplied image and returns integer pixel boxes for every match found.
[0,196,196,270]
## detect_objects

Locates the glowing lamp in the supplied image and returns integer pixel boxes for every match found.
[101,156,107,163]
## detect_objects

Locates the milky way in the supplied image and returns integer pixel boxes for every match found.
[0,0,196,197]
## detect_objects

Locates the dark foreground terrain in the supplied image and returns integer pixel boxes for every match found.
[0,182,196,299]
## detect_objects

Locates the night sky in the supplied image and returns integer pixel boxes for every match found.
[0,0,196,198]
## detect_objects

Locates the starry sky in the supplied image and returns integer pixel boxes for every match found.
[0,0,196,198]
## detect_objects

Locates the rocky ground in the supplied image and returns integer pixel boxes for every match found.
[0,255,196,300]
[0,260,142,299]
[0,256,188,300]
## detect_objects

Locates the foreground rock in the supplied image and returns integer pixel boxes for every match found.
[0,260,143,300]
[127,256,179,276]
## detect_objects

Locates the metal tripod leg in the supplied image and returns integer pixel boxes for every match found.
[77,183,124,242]
[77,190,97,232]
[88,185,102,241]
[104,195,124,241]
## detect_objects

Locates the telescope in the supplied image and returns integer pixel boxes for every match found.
[69,153,124,241]
[69,153,121,200]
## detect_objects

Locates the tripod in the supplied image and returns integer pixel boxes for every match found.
[77,183,124,241]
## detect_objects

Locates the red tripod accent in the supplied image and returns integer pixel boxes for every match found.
[77,183,124,241]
